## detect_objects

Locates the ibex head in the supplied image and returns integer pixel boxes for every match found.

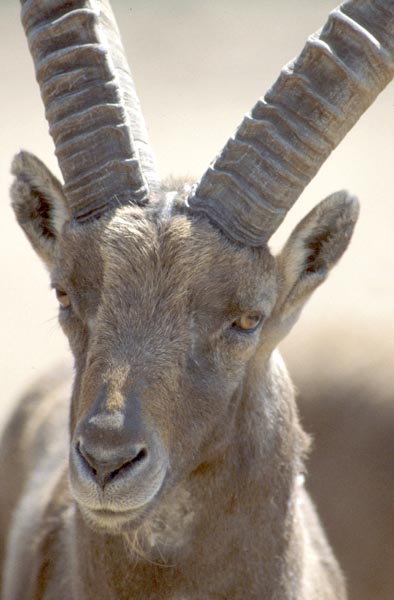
[11,0,394,533]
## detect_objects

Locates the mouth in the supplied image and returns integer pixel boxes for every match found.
[79,500,156,533]
[69,443,169,533]
[73,469,169,533]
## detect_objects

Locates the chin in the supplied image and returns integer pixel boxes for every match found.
[74,475,170,535]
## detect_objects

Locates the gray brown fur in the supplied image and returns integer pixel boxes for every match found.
[0,151,359,599]
[1,0,393,598]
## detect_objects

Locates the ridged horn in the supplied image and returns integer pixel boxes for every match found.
[21,0,160,222]
[188,0,394,246]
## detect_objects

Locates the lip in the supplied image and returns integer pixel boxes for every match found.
[91,507,135,518]
[80,502,152,532]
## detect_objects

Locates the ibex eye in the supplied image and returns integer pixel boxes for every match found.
[55,288,71,309]
[231,312,264,333]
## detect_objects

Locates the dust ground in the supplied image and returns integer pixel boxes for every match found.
[1,0,393,426]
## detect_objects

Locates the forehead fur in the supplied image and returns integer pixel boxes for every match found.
[104,205,276,314]
[56,202,277,323]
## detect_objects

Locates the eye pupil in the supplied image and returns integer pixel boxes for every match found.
[55,288,70,308]
[232,311,263,332]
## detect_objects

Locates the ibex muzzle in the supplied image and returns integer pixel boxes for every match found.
[70,382,168,519]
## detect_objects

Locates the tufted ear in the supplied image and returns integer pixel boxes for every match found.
[11,151,69,269]
[267,191,359,344]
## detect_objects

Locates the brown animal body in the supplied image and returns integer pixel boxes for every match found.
[1,1,394,599]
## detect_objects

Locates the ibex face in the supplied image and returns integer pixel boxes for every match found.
[12,0,394,539]
[11,151,357,534]
[63,214,277,529]
[62,209,276,525]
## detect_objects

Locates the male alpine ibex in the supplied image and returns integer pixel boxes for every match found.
[1,1,394,598]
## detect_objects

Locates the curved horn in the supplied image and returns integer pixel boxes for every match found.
[21,0,160,222]
[188,0,394,246]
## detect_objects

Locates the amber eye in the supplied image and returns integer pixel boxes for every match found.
[231,311,264,333]
[55,288,71,308]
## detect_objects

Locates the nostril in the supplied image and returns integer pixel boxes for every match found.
[76,440,97,476]
[109,448,147,480]
[133,447,148,464]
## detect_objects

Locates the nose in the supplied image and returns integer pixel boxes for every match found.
[74,411,149,488]
[76,439,148,488]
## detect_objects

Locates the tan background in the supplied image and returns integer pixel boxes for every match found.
[0,0,393,429]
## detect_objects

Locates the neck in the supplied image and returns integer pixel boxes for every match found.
[68,351,309,599]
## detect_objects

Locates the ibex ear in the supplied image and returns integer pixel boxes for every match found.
[270,191,359,339]
[11,151,69,269]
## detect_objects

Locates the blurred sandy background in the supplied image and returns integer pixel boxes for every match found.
[1,0,393,430]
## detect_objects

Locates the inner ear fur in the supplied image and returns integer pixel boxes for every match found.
[277,190,360,314]
[11,151,69,267]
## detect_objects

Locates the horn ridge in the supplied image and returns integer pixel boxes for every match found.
[234,130,311,183]
[41,71,131,118]
[213,138,307,199]
[250,103,328,157]
[188,1,394,246]
[203,166,292,212]
[237,116,319,179]
[341,0,394,53]
[49,104,129,146]
[26,9,102,58]
[66,160,148,222]
[21,0,87,30]
[265,71,343,140]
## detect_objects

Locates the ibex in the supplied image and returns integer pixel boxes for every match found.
[1,1,393,598]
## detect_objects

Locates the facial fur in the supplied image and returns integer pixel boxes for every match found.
[51,195,277,528]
